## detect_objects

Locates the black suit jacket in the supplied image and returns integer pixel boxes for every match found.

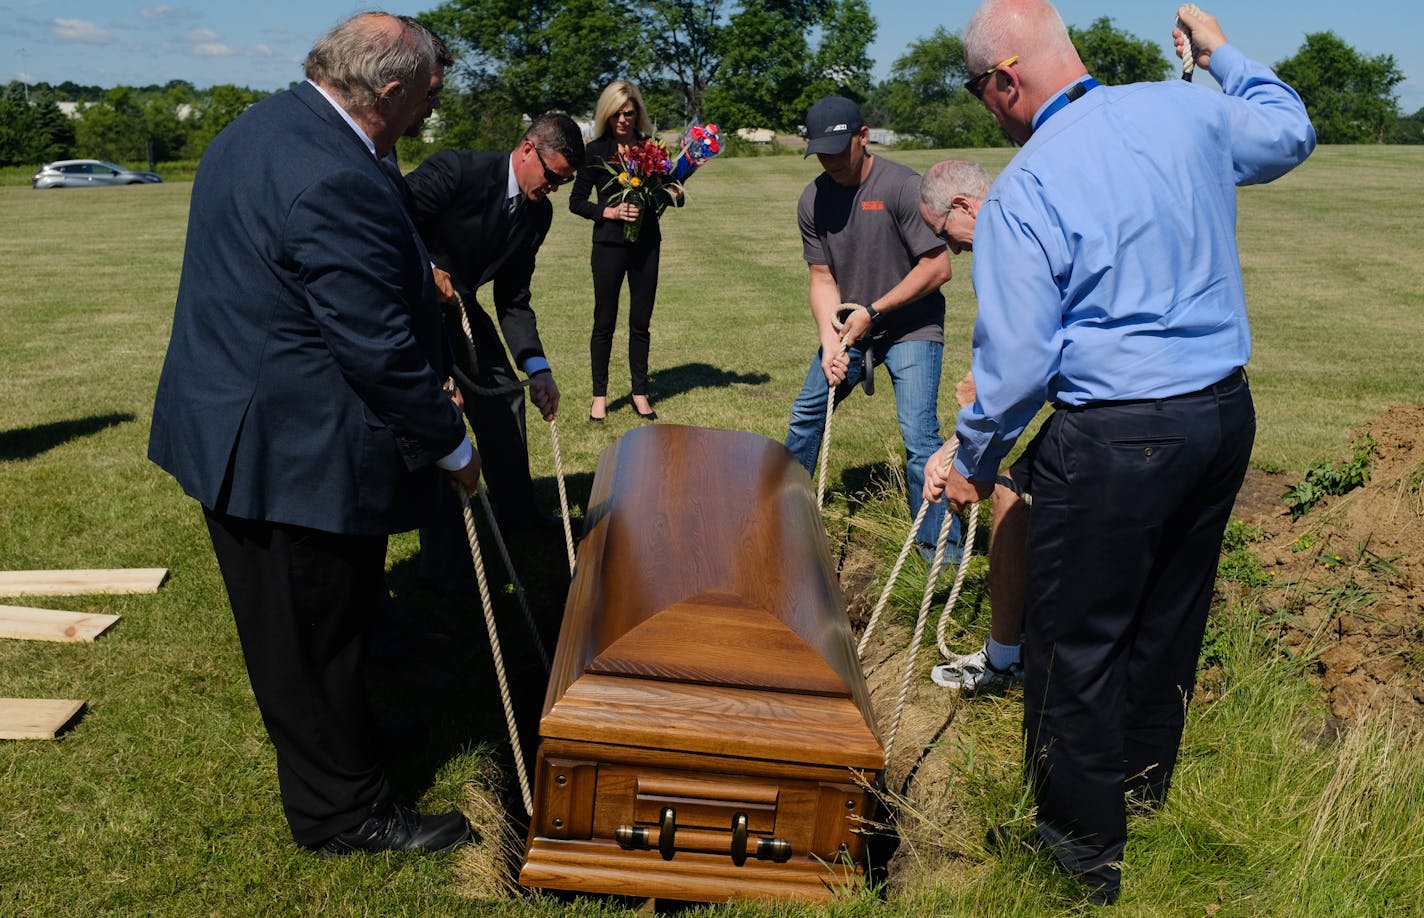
[149,81,464,536]
[405,150,551,370]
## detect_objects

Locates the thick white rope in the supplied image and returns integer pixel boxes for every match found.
[546,419,577,574]
[1178,4,1199,79]
[882,488,960,763]
[459,487,534,815]
[815,306,859,508]
[934,501,980,661]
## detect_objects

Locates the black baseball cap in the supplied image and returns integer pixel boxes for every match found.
[804,96,864,158]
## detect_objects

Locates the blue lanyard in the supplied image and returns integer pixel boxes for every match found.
[1033,77,1101,130]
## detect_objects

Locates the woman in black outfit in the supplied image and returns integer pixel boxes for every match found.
[569,80,681,422]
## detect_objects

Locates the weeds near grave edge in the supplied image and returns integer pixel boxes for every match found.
[1283,433,1377,520]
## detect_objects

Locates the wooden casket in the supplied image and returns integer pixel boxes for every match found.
[519,425,885,903]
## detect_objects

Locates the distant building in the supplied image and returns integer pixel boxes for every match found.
[735,127,774,144]
[867,128,899,146]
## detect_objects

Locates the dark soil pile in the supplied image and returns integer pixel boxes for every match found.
[1230,404,1424,729]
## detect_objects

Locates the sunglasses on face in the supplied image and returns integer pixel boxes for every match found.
[965,55,1019,99]
[532,144,573,187]
[614,108,637,120]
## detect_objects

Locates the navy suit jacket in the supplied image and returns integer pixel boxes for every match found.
[149,81,466,536]
[404,150,552,370]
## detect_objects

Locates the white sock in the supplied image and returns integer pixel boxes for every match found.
[985,636,1021,670]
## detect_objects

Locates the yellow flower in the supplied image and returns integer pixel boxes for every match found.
[630,176,642,187]
[618,171,630,185]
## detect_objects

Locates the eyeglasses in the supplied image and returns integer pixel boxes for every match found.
[965,55,1019,99]
[933,206,954,243]
[531,144,574,187]
[614,108,637,120]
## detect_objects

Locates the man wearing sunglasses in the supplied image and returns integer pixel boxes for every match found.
[922,1,1314,904]
[404,114,584,585]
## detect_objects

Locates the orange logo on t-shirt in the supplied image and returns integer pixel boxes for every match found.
[861,200,885,211]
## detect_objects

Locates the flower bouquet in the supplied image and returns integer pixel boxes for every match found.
[601,138,679,242]
[670,121,721,182]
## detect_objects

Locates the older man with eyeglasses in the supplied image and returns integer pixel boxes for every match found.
[922,1,1314,904]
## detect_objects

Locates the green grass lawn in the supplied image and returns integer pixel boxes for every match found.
[1,146,1421,915]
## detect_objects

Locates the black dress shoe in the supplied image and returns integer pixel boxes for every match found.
[315,803,474,857]
[635,408,658,421]
[589,412,605,423]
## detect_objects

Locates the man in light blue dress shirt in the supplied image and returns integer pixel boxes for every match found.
[922,1,1315,903]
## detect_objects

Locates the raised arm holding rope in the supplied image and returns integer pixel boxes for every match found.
[936,0,1314,904]
[783,95,957,566]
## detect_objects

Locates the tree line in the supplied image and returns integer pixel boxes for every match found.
[3,4,1419,171]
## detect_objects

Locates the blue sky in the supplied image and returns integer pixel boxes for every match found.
[3,1,1421,113]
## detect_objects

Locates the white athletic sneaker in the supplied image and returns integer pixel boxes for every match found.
[930,645,1024,696]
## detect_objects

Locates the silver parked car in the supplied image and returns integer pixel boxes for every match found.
[32,159,163,189]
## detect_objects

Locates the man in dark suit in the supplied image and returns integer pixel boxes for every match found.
[405,115,584,532]
[149,12,479,856]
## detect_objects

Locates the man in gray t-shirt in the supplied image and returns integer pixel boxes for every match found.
[784,95,958,560]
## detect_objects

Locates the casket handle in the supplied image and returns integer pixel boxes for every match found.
[614,809,792,865]
[658,806,677,861]
[730,812,749,866]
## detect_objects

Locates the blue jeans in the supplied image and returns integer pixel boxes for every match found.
[784,338,957,553]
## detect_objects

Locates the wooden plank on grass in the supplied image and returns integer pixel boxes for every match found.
[0,605,120,643]
[0,568,167,597]
[0,699,86,740]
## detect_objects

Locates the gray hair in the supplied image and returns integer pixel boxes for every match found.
[964,0,1077,74]
[304,12,435,113]
[524,113,587,172]
[920,159,992,215]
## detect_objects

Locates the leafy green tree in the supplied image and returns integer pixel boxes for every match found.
[423,0,633,118]
[1274,32,1403,143]
[1386,106,1424,144]
[0,84,76,166]
[793,0,876,116]
[1068,16,1170,84]
[868,28,1006,147]
[701,0,811,130]
[74,87,147,163]
[27,91,78,162]
[640,0,727,121]
[186,85,267,156]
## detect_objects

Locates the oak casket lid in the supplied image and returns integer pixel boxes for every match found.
[542,426,881,756]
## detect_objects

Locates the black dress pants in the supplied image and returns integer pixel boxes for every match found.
[1021,371,1255,893]
[589,239,660,398]
[204,509,390,847]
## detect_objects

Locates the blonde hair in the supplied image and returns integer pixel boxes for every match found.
[593,80,653,139]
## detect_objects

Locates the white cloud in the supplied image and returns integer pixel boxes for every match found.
[52,18,113,44]
[246,43,273,58]
[181,26,233,57]
[140,5,197,22]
